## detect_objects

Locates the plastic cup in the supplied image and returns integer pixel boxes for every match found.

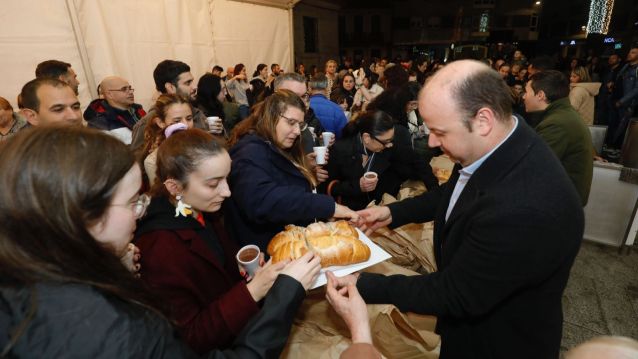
[206,116,222,134]
[313,146,327,165]
[236,245,260,278]
[322,132,335,146]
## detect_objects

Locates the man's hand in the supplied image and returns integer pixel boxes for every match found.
[325,271,372,344]
[356,206,392,235]
[334,203,359,224]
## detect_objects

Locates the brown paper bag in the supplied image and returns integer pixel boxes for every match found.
[366,184,438,274]
[280,262,440,359]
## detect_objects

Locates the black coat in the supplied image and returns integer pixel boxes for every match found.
[357,121,583,359]
[323,134,397,210]
[0,276,305,358]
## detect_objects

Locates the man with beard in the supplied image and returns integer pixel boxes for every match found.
[130,60,207,150]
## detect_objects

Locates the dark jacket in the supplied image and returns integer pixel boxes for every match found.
[323,134,406,210]
[0,276,304,358]
[377,125,439,198]
[225,133,335,251]
[357,121,583,359]
[84,98,146,134]
[534,97,594,206]
[134,197,259,353]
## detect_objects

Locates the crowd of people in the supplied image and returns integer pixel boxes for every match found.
[1,45,638,359]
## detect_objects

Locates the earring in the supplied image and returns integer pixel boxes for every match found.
[174,194,192,218]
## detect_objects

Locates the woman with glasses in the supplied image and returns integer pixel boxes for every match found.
[0,126,325,358]
[322,111,397,210]
[134,128,320,353]
[226,89,359,252]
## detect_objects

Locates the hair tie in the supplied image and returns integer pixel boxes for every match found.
[164,123,187,138]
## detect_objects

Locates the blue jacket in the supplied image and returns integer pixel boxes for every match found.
[309,94,348,138]
[224,133,335,251]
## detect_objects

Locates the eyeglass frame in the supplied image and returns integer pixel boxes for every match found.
[371,134,394,148]
[280,114,308,131]
[110,194,150,219]
[107,86,135,93]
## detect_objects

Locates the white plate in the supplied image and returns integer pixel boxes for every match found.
[310,228,392,289]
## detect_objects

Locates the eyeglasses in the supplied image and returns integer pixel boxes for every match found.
[371,134,393,148]
[107,86,134,93]
[280,114,308,131]
[111,194,150,219]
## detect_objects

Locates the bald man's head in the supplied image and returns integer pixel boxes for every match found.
[423,60,513,130]
[100,76,135,110]
[566,336,638,359]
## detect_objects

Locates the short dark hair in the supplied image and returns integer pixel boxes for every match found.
[528,70,570,103]
[451,66,513,129]
[35,60,71,79]
[383,65,409,90]
[20,78,70,112]
[153,60,191,93]
[528,56,555,72]
[342,110,394,138]
[271,63,279,71]
[212,65,224,73]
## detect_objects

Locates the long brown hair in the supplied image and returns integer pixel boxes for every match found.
[228,89,316,187]
[150,129,226,197]
[0,126,159,307]
[139,93,192,159]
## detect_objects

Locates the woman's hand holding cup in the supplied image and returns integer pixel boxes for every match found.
[359,171,378,192]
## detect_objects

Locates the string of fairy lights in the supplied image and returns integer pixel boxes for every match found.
[586,0,615,34]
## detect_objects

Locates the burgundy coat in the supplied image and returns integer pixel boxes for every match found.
[135,197,259,354]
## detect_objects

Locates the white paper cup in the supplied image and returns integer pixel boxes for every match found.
[313,146,327,165]
[363,171,378,181]
[206,116,222,134]
[236,245,260,278]
[322,132,335,146]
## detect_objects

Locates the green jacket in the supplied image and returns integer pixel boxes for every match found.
[534,97,593,206]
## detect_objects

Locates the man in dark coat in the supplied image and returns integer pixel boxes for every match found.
[339,60,583,359]
[84,76,146,144]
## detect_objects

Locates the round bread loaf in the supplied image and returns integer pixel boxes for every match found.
[267,221,370,267]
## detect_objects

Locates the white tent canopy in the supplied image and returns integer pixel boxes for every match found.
[0,0,297,110]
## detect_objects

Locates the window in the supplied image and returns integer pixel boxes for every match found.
[530,14,538,31]
[354,15,363,34]
[371,15,381,33]
[393,17,410,30]
[303,17,318,53]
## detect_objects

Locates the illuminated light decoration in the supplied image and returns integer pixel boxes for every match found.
[586,0,615,34]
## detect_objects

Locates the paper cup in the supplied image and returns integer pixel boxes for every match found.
[313,146,327,165]
[363,171,378,181]
[322,132,334,146]
[206,116,222,134]
[236,245,260,278]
